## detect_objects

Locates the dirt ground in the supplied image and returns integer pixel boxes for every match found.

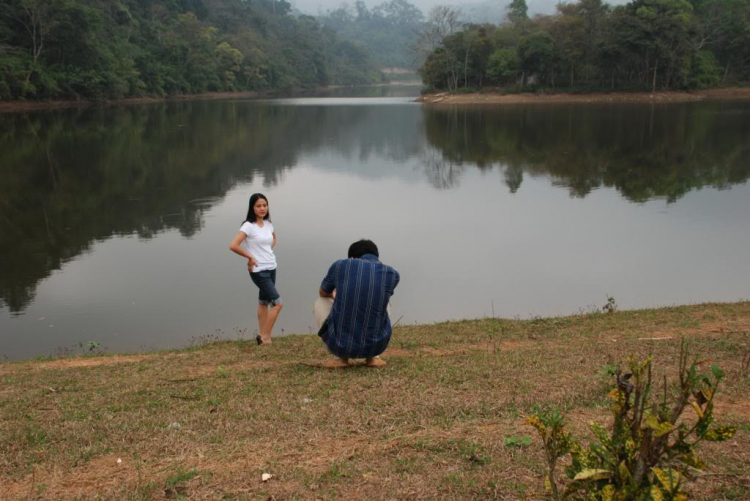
[417,87,750,105]
[1,302,749,500]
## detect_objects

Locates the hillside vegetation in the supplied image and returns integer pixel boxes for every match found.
[420,0,750,92]
[0,0,382,101]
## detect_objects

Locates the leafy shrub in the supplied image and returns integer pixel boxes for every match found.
[527,341,736,500]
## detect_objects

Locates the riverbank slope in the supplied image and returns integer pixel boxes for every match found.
[418,87,750,105]
[1,302,749,499]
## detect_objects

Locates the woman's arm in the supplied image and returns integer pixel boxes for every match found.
[272,231,277,249]
[229,231,256,270]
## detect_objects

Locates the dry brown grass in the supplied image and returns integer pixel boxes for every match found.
[1,302,749,500]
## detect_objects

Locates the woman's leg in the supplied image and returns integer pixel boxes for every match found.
[261,303,283,342]
[257,304,269,342]
[252,269,282,343]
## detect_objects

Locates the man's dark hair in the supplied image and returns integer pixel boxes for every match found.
[348,239,379,258]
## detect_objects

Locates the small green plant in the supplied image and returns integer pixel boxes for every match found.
[504,435,532,447]
[527,340,736,500]
[597,363,618,379]
[164,467,197,498]
[602,296,617,314]
[75,341,101,355]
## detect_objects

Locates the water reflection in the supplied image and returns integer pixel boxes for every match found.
[0,100,427,314]
[422,103,750,199]
[1,97,749,326]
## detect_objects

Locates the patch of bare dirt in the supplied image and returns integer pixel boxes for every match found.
[35,354,152,370]
[713,397,750,418]
[417,87,750,105]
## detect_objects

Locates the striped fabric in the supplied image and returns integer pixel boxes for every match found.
[319,254,400,358]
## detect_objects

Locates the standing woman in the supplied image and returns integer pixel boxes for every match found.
[230,193,283,345]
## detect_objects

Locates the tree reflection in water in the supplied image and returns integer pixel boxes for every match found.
[421,102,750,201]
[1,99,749,315]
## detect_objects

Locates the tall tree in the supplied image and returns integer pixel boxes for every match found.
[507,0,529,25]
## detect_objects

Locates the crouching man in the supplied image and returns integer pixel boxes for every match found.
[313,239,400,368]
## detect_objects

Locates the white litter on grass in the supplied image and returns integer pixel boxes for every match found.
[302,398,313,404]
[168,422,181,430]
[261,473,273,482]
[117,458,122,465]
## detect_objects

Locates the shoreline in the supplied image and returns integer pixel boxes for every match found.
[1,300,748,499]
[0,90,270,114]
[6,85,750,113]
[0,81,425,114]
[417,86,750,105]
[2,300,748,364]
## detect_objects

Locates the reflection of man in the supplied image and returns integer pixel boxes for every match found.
[313,239,400,368]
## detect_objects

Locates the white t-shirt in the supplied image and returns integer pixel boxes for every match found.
[239,221,277,272]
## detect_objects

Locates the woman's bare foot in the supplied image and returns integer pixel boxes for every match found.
[365,357,386,368]
[259,334,272,345]
[321,357,350,369]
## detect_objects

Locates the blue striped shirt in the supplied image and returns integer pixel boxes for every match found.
[319,254,400,358]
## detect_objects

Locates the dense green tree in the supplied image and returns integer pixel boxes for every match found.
[487,47,520,83]
[0,0,382,100]
[507,0,530,25]
[418,0,750,91]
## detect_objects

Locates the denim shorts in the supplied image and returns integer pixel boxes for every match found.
[249,268,282,306]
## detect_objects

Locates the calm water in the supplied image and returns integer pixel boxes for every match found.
[2,87,749,360]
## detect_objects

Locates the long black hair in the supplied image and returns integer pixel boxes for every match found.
[244,193,271,224]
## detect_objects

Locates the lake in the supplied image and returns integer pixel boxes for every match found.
[2,86,749,360]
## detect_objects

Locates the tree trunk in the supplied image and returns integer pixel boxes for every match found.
[652,58,658,93]
[570,62,574,88]
[723,63,730,83]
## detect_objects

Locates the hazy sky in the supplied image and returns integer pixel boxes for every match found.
[292,0,628,17]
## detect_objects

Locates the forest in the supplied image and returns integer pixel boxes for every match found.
[420,0,750,91]
[0,0,383,101]
[2,0,749,101]
[317,0,424,69]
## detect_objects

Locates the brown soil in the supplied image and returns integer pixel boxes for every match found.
[418,87,750,105]
[2,303,749,500]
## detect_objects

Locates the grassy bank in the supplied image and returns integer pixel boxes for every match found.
[1,302,749,500]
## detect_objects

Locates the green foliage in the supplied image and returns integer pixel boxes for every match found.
[688,51,722,89]
[519,31,555,81]
[0,0,382,100]
[164,467,198,497]
[487,48,520,84]
[419,0,750,91]
[602,296,617,314]
[527,341,736,500]
[507,0,530,25]
[504,435,533,447]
